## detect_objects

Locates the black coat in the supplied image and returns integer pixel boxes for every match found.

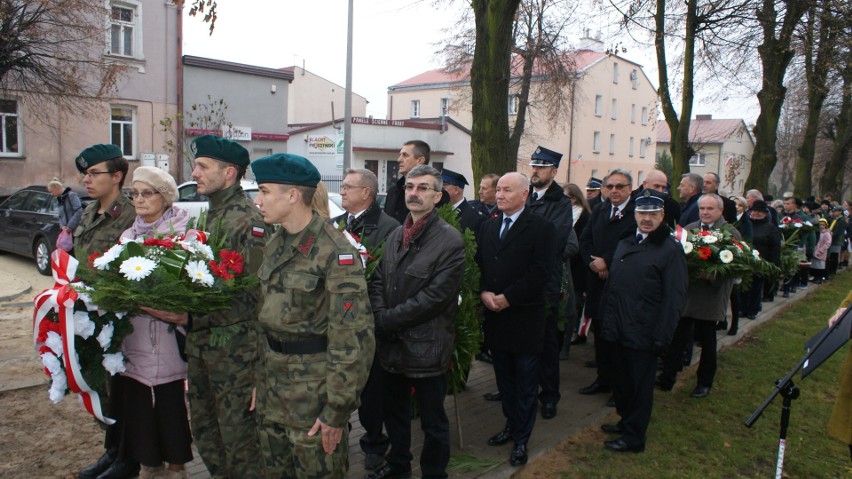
[455,199,486,239]
[721,195,738,224]
[330,201,400,247]
[368,211,465,378]
[476,209,556,354]
[679,194,700,226]
[631,186,681,226]
[526,181,573,303]
[751,216,782,266]
[599,224,688,352]
[468,199,499,218]
[579,198,638,319]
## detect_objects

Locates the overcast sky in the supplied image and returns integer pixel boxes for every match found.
[182,1,759,123]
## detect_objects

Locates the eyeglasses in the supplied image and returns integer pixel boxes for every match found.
[340,184,367,192]
[604,184,629,190]
[404,183,437,193]
[129,189,160,199]
[82,170,113,180]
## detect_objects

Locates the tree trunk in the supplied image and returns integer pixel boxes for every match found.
[745,0,808,194]
[470,0,522,182]
[820,58,852,196]
[794,1,834,198]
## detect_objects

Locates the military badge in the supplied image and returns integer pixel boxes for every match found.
[342,298,355,319]
[251,226,265,237]
[338,254,355,266]
[76,155,88,169]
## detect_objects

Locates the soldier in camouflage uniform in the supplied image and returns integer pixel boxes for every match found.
[145,135,267,478]
[251,153,375,479]
[73,144,139,479]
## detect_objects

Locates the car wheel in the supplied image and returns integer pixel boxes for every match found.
[34,237,52,276]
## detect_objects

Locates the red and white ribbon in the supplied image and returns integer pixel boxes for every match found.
[33,249,114,425]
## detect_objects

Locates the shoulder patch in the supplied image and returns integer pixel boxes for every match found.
[252,225,265,237]
[338,254,355,266]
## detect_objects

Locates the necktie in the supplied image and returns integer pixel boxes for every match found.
[346,215,356,231]
[636,234,643,245]
[533,192,539,201]
[500,217,512,241]
[701,224,709,232]
[611,206,618,220]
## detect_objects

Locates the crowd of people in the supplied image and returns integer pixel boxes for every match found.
[57,135,851,479]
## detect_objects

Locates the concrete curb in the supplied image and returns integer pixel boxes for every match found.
[0,282,31,302]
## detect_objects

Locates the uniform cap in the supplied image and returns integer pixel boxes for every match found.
[132,166,179,205]
[75,144,123,172]
[440,168,468,188]
[251,153,320,187]
[529,146,562,167]
[191,134,250,168]
[832,205,845,212]
[586,177,603,190]
[635,189,665,212]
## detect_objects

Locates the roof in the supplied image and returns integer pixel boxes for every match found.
[389,50,635,89]
[183,55,295,81]
[656,118,751,145]
[287,116,470,136]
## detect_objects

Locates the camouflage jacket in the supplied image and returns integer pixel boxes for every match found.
[74,194,136,259]
[191,183,267,331]
[256,212,375,429]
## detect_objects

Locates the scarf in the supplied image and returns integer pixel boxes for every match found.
[402,209,434,250]
[124,206,189,239]
[572,205,583,227]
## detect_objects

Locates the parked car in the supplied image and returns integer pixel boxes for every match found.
[175,181,345,221]
[0,185,89,275]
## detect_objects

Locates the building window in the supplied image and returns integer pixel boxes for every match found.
[594,95,603,116]
[641,106,648,126]
[591,169,598,179]
[609,134,616,155]
[433,161,444,172]
[631,104,636,123]
[0,99,20,156]
[110,3,138,57]
[593,131,601,153]
[639,140,647,158]
[410,100,420,118]
[611,99,617,120]
[631,69,638,89]
[689,153,705,166]
[637,170,644,185]
[613,62,619,84]
[111,106,136,159]
[508,95,519,115]
[440,98,450,116]
[629,137,634,157]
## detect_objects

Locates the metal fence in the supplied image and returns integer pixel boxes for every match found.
[321,175,344,193]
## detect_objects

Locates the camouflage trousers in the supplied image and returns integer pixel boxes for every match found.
[187,325,262,479]
[257,415,349,479]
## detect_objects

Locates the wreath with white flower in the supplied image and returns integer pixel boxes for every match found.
[673,225,780,287]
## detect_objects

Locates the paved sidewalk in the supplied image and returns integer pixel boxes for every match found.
[179,283,813,479]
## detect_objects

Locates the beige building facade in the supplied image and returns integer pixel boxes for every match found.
[283,66,368,127]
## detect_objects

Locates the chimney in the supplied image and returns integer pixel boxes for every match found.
[696,114,713,121]
[578,29,604,52]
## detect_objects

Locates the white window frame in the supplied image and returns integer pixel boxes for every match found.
[411,100,420,118]
[593,131,601,153]
[110,105,137,160]
[689,153,705,166]
[630,104,636,123]
[631,69,639,89]
[639,140,647,158]
[609,134,616,155]
[108,1,143,60]
[641,106,648,126]
[508,95,519,115]
[0,98,22,157]
[613,62,619,84]
[440,97,450,116]
[594,95,603,116]
[628,137,634,157]
[611,99,617,120]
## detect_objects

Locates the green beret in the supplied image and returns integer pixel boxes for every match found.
[191,134,250,168]
[251,154,320,187]
[75,144,123,172]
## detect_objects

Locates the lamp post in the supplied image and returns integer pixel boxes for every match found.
[343,0,354,171]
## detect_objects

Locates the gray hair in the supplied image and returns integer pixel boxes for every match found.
[407,165,443,191]
[698,193,723,209]
[745,189,764,201]
[682,173,703,193]
[47,177,63,191]
[608,168,633,185]
[345,168,379,200]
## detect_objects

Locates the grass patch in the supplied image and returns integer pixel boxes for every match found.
[518,272,852,479]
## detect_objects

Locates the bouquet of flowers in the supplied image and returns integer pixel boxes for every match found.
[674,225,780,287]
[34,250,133,424]
[76,229,257,316]
[779,215,814,241]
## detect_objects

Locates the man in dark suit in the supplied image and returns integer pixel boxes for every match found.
[677,173,703,226]
[526,146,573,420]
[441,168,486,238]
[586,177,603,210]
[578,168,637,401]
[469,173,500,218]
[702,172,737,224]
[598,190,688,453]
[330,168,399,471]
[477,172,556,467]
[384,140,449,223]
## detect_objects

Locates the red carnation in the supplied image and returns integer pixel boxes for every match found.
[87,251,101,267]
[143,237,175,248]
[792,218,802,223]
[219,249,245,275]
[208,261,234,281]
[697,247,713,260]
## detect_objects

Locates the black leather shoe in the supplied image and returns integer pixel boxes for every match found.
[364,453,386,471]
[77,448,117,479]
[655,376,673,391]
[601,423,623,434]
[606,394,616,407]
[541,402,557,419]
[579,381,611,395]
[570,335,587,345]
[96,459,140,479]
[364,463,412,479]
[487,427,512,446]
[584,360,597,368]
[727,329,738,336]
[509,444,528,466]
[483,391,502,401]
[604,438,645,453]
[690,385,712,398]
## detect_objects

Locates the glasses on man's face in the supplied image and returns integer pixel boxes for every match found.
[340,184,367,192]
[129,189,160,200]
[82,170,113,180]
[604,184,629,190]
[404,183,436,193]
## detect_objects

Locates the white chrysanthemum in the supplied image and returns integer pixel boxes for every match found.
[48,370,67,404]
[93,255,114,270]
[793,223,802,228]
[119,236,142,244]
[683,241,694,254]
[102,352,126,376]
[702,235,718,244]
[185,260,215,287]
[719,250,734,264]
[97,322,114,349]
[196,243,215,261]
[804,221,813,227]
[45,331,64,357]
[73,311,96,339]
[41,352,62,375]
[119,256,157,281]
[753,249,760,258]
[179,240,214,260]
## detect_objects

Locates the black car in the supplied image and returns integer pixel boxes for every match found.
[0,185,88,275]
